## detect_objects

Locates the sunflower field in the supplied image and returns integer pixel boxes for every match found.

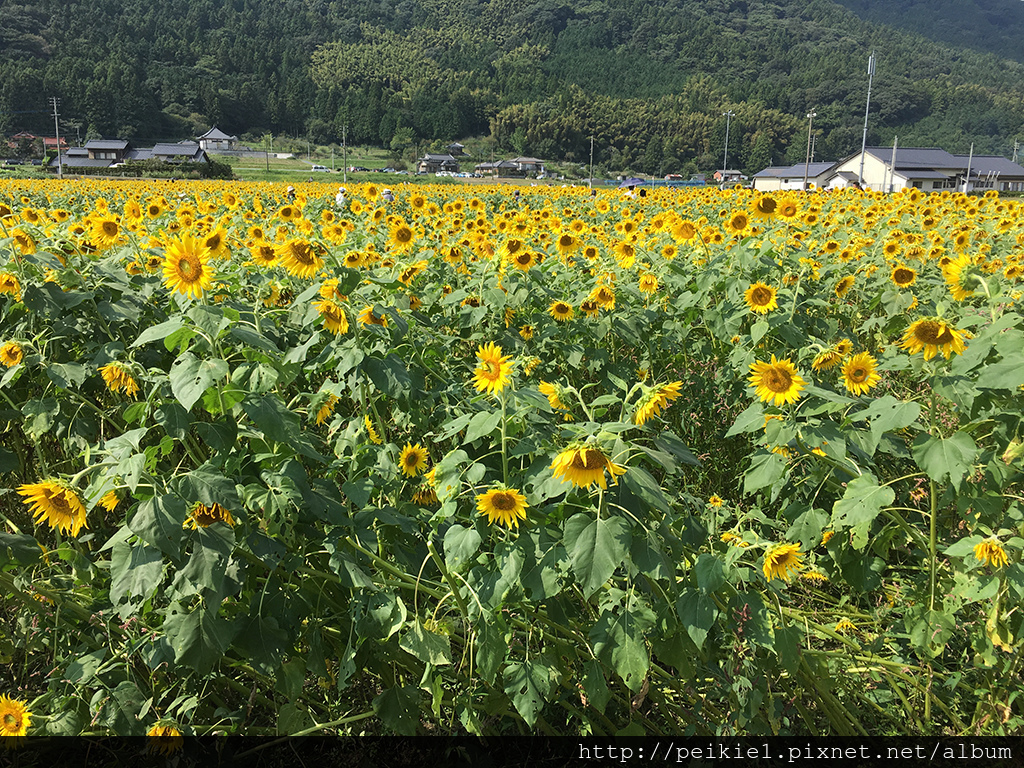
[1,178,1023,740]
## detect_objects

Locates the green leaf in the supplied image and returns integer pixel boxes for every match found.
[463,409,501,444]
[564,513,632,596]
[676,588,718,649]
[110,539,163,614]
[444,525,482,573]
[65,648,106,683]
[694,554,726,593]
[129,495,185,559]
[341,478,374,508]
[743,451,785,494]
[175,467,241,510]
[621,466,674,512]
[830,475,894,549]
[474,620,507,685]
[399,620,452,666]
[502,656,555,727]
[912,432,978,490]
[726,401,765,437]
[133,318,185,348]
[162,601,238,675]
[0,532,41,565]
[975,356,1024,391]
[277,702,312,735]
[849,395,921,435]
[786,506,828,552]
[589,610,650,692]
[45,362,88,389]
[22,397,58,439]
[176,526,233,593]
[169,352,229,413]
[582,658,612,713]
[373,685,421,735]
[750,320,769,345]
[242,394,327,462]
[363,354,410,399]
[653,431,700,466]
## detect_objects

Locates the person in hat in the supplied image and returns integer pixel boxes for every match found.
[381,188,395,203]
[335,186,348,208]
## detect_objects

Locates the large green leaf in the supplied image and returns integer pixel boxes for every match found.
[444,524,482,573]
[743,451,786,494]
[129,495,186,559]
[849,395,921,435]
[373,685,421,735]
[502,656,555,726]
[169,351,229,413]
[564,513,632,596]
[589,609,650,692]
[676,588,718,649]
[110,539,163,615]
[912,431,978,490]
[399,620,452,666]
[162,602,238,675]
[830,475,894,549]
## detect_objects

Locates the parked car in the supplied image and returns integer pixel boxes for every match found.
[310,164,330,172]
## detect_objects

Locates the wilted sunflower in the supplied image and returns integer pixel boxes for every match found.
[973,538,1009,568]
[721,531,749,548]
[364,415,383,444]
[634,381,683,425]
[476,486,529,529]
[549,300,574,322]
[185,502,235,529]
[472,342,513,395]
[0,341,24,367]
[146,724,184,756]
[399,443,429,477]
[99,362,140,397]
[762,542,803,582]
[744,282,778,314]
[315,395,339,426]
[358,305,388,327]
[890,264,917,288]
[748,355,806,406]
[0,272,22,299]
[278,238,324,279]
[18,480,89,536]
[550,445,627,489]
[0,695,31,738]
[841,352,881,396]
[592,285,616,310]
[162,234,214,299]
[900,318,967,361]
[312,298,349,335]
[98,489,121,512]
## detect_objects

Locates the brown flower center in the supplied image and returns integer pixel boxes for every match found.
[490,492,516,511]
[762,366,793,392]
[750,286,772,305]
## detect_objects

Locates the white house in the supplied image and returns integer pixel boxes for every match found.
[197,127,238,152]
[830,147,1024,193]
[751,162,836,191]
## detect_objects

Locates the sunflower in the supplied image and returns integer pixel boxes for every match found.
[834,275,855,298]
[316,395,339,425]
[762,542,803,582]
[748,355,806,406]
[900,318,967,361]
[834,338,853,356]
[0,273,22,299]
[519,324,534,340]
[399,443,429,477]
[184,502,235,529]
[0,695,31,738]
[720,531,749,548]
[708,494,724,507]
[91,215,122,249]
[538,381,572,416]
[147,724,184,756]
[555,231,579,257]
[18,480,89,536]
[98,489,121,512]
[973,538,1009,568]
[941,252,974,301]
[549,300,575,322]
[890,264,917,288]
[751,194,778,219]
[744,282,778,314]
[834,618,856,634]
[313,298,349,335]
[202,228,230,259]
[509,248,536,271]
[841,352,881,396]
[550,445,627,489]
[99,362,140,397]
[638,273,659,295]
[811,347,843,372]
[476,486,529,529]
[0,341,24,367]
[671,219,698,242]
[364,415,383,444]
[249,241,278,268]
[634,381,683,425]
[388,219,418,252]
[725,211,750,235]
[278,238,324,279]
[397,259,428,286]
[776,196,799,219]
[358,306,388,328]
[592,285,616,310]
[579,298,600,318]
[472,342,513,395]
[162,234,214,299]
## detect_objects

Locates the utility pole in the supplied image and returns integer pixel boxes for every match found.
[588,135,594,189]
[331,146,335,171]
[722,110,734,182]
[802,110,816,191]
[886,136,898,193]
[1012,139,1018,164]
[859,52,875,187]
[50,97,63,180]
[342,125,348,183]
[964,142,974,194]
[265,134,270,174]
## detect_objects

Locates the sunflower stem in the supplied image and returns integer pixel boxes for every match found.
[500,387,509,487]
[426,539,472,627]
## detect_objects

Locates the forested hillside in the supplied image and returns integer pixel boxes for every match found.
[2,0,1024,173]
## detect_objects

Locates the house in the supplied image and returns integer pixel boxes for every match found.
[713,169,749,185]
[474,160,499,176]
[129,141,208,164]
[446,142,468,156]
[829,147,1024,193]
[50,147,112,170]
[509,156,545,175]
[416,153,460,174]
[86,139,132,162]
[751,162,837,191]
[197,127,238,152]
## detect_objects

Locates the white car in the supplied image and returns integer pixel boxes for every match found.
[311,165,330,172]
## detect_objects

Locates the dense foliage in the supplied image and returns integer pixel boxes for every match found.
[2,0,1024,174]
[1,178,1023,739]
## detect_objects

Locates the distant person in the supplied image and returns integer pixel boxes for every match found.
[382,188,394,203]
[286,185,296,201]
[335,187,348,207]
